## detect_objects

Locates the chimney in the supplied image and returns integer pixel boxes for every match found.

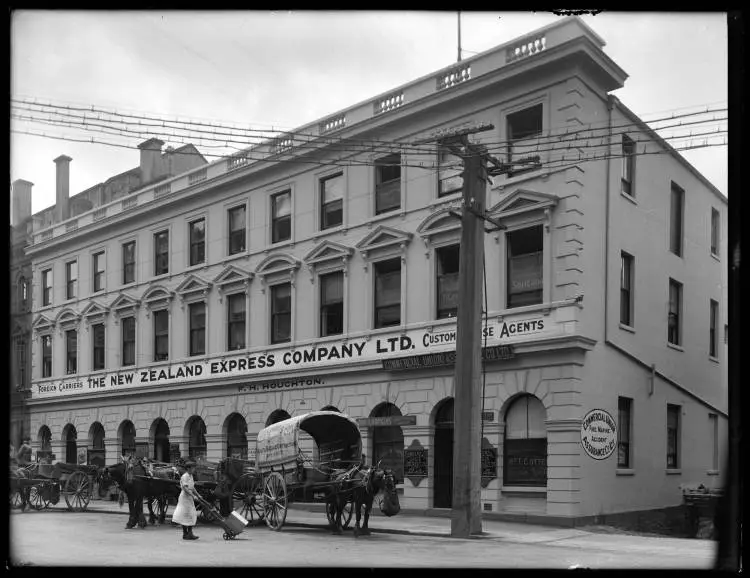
[138,138,165,185]
[54,155,72,222]
[11,179,33,228]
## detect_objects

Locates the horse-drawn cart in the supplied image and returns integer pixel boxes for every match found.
[9,462,99,512]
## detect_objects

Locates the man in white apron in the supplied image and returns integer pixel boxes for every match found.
[171,461,199,540]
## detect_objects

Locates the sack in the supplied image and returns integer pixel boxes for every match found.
[379,492,401,517]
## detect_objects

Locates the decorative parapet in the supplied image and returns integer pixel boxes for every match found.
[40,230,53,242]
[154,182,171,199]
[273,135,294,155]
[319,114,346,135]
[65,220,78,233]
[506,35,547,63]
[93,207,107,221]
[436,63,471,91]
[121,197,138,211]
[227,152,249,171]
[374,92,404,115]
[188,168,208,185]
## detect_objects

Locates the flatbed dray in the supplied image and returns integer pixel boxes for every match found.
[9,462,99,512]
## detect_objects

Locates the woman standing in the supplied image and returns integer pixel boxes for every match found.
[172,460,200,540]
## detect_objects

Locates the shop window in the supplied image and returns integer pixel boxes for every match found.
[271,283,291,344]
[41,334,52,377]
[437,142,463,197]
[39,426,52,452]
[507,104,543,176]
[617,397,632,468]
[226,414,248,459]
[371,403,404,483]
[271,190,292,244]
[65,260,77,300]
[507,226,543,308]
[503,395,547,487]
[153,310,169,361]
[189,302,206,356]
[666,404,680,469]
[121,421,136,457]
[621,134,636,197]
[228,205,247,255]
[227,293,246,350]
[122,241,136,285]
[92,323,105,370]
[93,251,105,293]
[436,244,460,319]
[375,154,401,214]
[374,258,401,328]
[320,173,343,230]
[669,182,684,257]
[668,279,682,346]
[154,230,169,276]
[122,317,136,366]
[189,218,206,266]
[320,271,344,337]
[620,252,634,327]
[65,329,77,374]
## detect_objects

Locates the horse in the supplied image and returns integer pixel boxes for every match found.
[330,462,400,537]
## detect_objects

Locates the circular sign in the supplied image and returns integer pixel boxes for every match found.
[580,409,617,460]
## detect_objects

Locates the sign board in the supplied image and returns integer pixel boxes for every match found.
[481,411,494,422]
[580,409,617,460]
[481,438,498,488]
[31,310,567,400]
[357,416,417,427]
[402,439,428,487]
[77,447,87,465]
[383,345,514,371]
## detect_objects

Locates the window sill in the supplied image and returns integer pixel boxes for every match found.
[707,470,720,476]
[709,355,719,364]
[429,193,462,209]
[312,225,345,240]
[620,191,637,205]
[501,486,546,494]
[616,468,635,476]
[267,239,293,252]
[667,342,684,352]
[221,252,249,266]
[710,252,720,262]
[185,263,209,273]
[365,210,400,228]
[619,323,635,334]
[665,468,682,475]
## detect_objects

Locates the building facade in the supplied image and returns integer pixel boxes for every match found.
[18,17,727,520]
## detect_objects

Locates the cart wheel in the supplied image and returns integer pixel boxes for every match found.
[223,532,229,541]
[9,489,24,510]
[28,485,50,511]
[262,472,287,531]
[326,498,354,529]
[64,471,91,512]
[231,474,265,526]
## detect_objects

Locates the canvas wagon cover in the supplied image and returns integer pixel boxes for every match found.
[255,411,362,473]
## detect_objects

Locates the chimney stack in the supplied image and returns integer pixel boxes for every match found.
[54,155,72,222]
[11,179,33,228]
[138,138,165,185]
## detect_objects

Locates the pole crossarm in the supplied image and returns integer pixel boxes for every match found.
[410,122,494,146]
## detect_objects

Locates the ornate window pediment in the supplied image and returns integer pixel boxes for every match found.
[488,189,558,218]
[416,208,462,256]
[81,301,110,325]
[110,292,141,320]
[303,240,354,280]
[141,284,174,315]
[174,274,212,308]
[355,225,412,269]
[255,253,300,292]
[213,265,253,302]
[32,314,54,334]
[55,307,81,332]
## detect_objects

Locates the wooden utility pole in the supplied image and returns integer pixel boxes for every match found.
[451,142,488,537]
[457,12,462,62]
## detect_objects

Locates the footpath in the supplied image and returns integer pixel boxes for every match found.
[65,498,718,562]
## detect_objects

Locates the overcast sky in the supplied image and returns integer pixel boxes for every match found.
[10,11,728,215]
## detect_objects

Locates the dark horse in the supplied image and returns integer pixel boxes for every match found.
[330,464,400,536]
[103,457,181,528]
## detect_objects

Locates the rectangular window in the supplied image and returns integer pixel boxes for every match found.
[92,323,105,371]
[154,231,169,276]
[153,310,169,361]
[93,252,105,293]
[374,258,401,328]
[42,269,52,306]
[621,134,636,196]
[122,241,136,285]
[271,283,292,344]
[228,205,247,255]
[271,190,292,243]
[666,404,680,469]
[189,219,206,266]
[375,154,401,214]
[710,207,720,256]
[709,299,719,358]
[668,279,682,346]
[320,271,344,337]
[507,226,543,308]
[65,329,77,374]
[617,397,632,468]
[709,413,719,471]
[507,103,543,175]
[227,293,246,350]
[320,173,344,230]
[122,317,136,367]
[436,244,460,319]
[66,260,77,300]
[620,252,634,326]
[437,143,463,197]
[41,334,52,377]
[669,182,684,256]
[15,338,26,387]
[189,302,206,356]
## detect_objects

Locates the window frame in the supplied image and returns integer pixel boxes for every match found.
[506,225,544,309]
[668,278,682,346]
[320,172,344,231]
[65,329,77,375]
[666,404,680,469]
[122,241,136,285]
[617,397,632,469]
[620,251,634,327]
[92,323,105,371]
[270,282,292,344]
[319,270,344,337]
[710,207,720,256]
[709,413,719,472]
[228,204,247,256]
[41,334,53,377]
[188,301,206,356]
[153,309,169,361]
[154,230,169,276]
[188,218,206,267]
[669,182,685,257]
[121,316,136,367]
[435,244,460,320]
[437,142,463,198]
[621,134,636,197]
[506,103,544,177]
[503,394,548,487]
[709,299,719,358]
[375,153,401,215]
[226,292,246,351]
[373,258,402,329]
[271,189,292,244]
[42,269,52,306]
[93,251,105,293]
[65,260,77,301]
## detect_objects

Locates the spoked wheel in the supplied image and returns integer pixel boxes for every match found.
[64,471,91,512]
[262,472,287,531]
[28,484,50,510]
[326,498,354,529]
[231,474,265,526]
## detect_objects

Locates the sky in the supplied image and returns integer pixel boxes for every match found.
[10,10,728,215]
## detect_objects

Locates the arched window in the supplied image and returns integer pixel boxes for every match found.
[89,422,106,468]
[226,414,247,459]
[321,405,340,412]
[265,409,291,427]
[152,419,170,463]
[188,418,207,460]
[503,395,547,487]
[371,402,404,483]
[38,426,52,452]
[18,277,28,311]
[63,424,78,465]
[120,421,136,457]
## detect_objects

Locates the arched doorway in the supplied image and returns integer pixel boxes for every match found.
[88,422,106,467]
[152,418,170,463]
[120,420,136,457]
[503,394,547,487]
[187,417,207,460]
[265,409,291,427]
[370,402,404,482]
[433,398,454,508]
[62,424,78,464]
[38,425,52,461]
[225,414,247,459]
